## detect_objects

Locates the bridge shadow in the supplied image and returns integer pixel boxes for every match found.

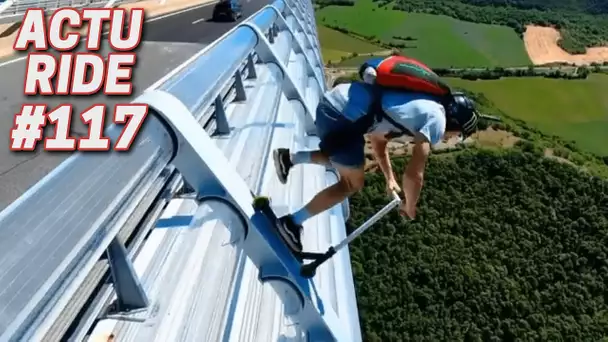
[0,21,21,38]
[230,122,292,135]
[155,204,226,229]
[155,215,195,228]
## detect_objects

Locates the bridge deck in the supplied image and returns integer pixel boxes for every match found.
[88,51,361,341]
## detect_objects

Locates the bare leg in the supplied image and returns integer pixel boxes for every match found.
[291,150,330,166]
[310,150,330,165]
[295,165,365,220]
[274,153,365,252]
[274,148,329,184]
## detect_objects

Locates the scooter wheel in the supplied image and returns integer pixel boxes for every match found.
[300,264,317,278]
[252,196,271,209]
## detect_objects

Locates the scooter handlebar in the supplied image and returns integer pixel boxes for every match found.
[334,190,403,252]
[391,191,401,203]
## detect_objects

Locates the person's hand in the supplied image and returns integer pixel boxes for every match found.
[386,178,401,196]
[398,201,416,219]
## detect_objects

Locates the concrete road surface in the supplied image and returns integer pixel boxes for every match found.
[0,0,267,210]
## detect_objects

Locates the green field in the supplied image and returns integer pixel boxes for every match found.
[447,74,608,156]
[316,0,532,68]
[317,25,384,63]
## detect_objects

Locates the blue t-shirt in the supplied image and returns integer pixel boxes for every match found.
[323,82,447,145]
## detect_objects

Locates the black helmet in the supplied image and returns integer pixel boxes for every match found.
[446,92,479,138]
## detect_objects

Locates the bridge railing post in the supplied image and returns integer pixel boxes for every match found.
[241,18,318,134]
[284,0,325,73]
[105,237,149,316]
[275,2,325,91]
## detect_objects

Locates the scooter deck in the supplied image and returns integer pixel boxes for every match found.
[252,196,304,263]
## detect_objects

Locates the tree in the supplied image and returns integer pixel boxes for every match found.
[349,149,608,341]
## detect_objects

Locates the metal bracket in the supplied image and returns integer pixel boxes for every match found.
[234,70,247,102]
[246,54,258,79]
[240,21,317,135]
[105,237,149,313]
[214,94,231,135]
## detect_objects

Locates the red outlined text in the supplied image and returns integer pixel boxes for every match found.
[10,104,149,151]
[12,7,146,152]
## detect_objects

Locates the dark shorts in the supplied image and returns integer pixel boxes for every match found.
[315,98,365,169]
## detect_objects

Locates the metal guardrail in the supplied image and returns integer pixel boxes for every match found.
[0,0,354,339]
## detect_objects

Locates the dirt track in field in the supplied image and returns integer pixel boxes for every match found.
[524,25,608,65]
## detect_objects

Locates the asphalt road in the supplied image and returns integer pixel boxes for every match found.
[0,0,267,210]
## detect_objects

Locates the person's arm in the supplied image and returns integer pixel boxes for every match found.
[402,134,431,214]
[369,133,395,182]
[400,110,445,218]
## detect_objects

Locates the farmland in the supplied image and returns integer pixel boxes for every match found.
[316,0,532,68]
[321,0,608,340]
[315,0,608,157]
[447,74,608,156]
[317,25,384,63]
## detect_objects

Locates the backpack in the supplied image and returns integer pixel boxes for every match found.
[355,55,453,137]
[359,55,452,97]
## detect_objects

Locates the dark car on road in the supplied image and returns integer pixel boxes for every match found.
[212,0,243,22]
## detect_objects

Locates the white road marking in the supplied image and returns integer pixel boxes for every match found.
[0,1,219,68]
[192,17,206,24]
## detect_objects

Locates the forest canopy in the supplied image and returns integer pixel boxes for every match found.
[349,149,608,341]
[454,0,608,15]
